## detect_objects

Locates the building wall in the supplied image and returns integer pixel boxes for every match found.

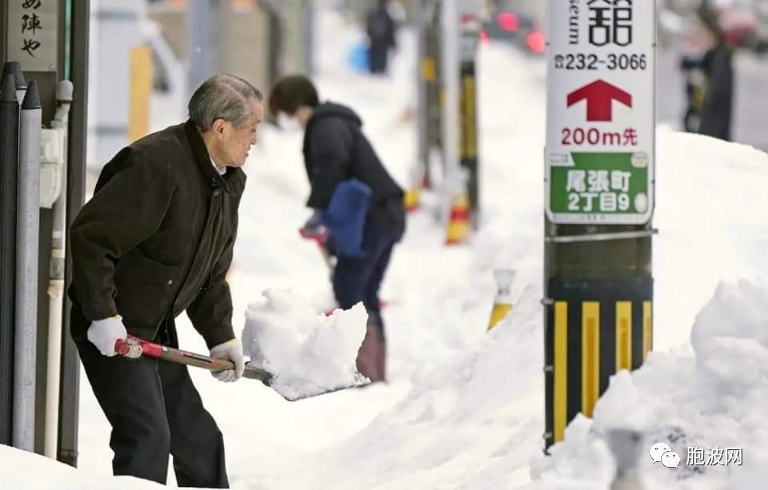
[146,2,272,93]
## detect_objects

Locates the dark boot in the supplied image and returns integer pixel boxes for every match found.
[356,323,386,383]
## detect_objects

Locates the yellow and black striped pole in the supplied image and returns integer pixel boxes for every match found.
[546,280,653,445]
[458,12,479,228]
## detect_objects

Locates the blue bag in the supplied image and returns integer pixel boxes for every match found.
[347,41,370,73]
[321,178,372,257]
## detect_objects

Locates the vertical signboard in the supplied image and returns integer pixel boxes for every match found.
[7,0,59,71]
[546,0,655,224]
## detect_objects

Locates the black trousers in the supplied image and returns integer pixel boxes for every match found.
[75,315,229,487]
[368,43,389,74]
[333,224,396,337]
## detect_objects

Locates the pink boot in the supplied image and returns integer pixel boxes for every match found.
[356,323,387,383]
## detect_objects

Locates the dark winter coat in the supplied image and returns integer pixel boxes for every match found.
[303,102,405,242]
[699,42,734,142]
[68,120,245,349]
[366,6,396,50]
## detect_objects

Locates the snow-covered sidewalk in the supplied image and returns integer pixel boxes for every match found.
[3,7,768,490]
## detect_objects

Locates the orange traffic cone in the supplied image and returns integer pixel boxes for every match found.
[445,192,471,245]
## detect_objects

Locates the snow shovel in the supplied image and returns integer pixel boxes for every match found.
[114,335,370,401]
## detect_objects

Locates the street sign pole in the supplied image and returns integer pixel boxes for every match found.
[543,0,656,452]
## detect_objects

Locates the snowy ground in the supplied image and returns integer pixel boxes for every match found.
[3,6,768,490]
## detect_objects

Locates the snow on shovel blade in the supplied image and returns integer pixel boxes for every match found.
[261,370,371,401]
[116,336,370,401]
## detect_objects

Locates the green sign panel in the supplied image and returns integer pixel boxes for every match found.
[549,152,649,221]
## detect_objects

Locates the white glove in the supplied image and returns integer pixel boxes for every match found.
[210,339,245,382]
[87,316,128,357]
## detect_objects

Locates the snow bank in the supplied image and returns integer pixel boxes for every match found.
[0,445,162,489]
[233,284,546,489]
[242,289,369,399]
[526,280,768,490]
[654,131,768,349]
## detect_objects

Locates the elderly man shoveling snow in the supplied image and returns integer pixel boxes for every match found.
[68,74,369,489]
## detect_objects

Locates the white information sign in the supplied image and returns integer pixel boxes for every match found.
[546,0,656,224]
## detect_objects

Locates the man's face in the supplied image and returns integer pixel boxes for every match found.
[217,98,264,167]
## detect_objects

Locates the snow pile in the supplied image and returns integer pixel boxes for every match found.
[242,288,369,399]
[653,131,768,348]
[526,280,768,490]
[233,284,545,489]
[0,444,162,490]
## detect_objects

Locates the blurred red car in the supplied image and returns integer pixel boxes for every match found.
[480,0,545,55]
[716,5,760,49]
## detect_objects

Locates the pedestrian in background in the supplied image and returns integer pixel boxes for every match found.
[267,74,406,383]
[696,6,735,141]
[366,0,398,75]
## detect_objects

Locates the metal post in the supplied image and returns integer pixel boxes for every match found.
[264,0,283,89]
[187,0,214,97]
[1,62,27,107]
[543,1,656,452]
[416,0,429,187]
[288,0,313,75]
[402,0,432,213]
[0,72,20,447]
[440,0,460,182]
[13,80,42,452]
[304,0,315,76]
[212,0,230,76]
[0,1,6,60]
[60,0,91,467]
[45,80,73,459]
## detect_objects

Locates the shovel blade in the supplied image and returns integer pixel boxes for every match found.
[254,367,371,401]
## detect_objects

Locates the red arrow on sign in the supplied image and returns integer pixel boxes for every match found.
[566,79,632,122]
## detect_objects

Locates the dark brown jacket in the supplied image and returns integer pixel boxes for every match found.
[68,120,246,349]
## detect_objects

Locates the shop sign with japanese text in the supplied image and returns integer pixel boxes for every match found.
[7,0,59,72]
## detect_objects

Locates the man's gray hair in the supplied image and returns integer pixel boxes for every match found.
[188,74,263,131]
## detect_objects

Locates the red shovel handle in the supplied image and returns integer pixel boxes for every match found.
[114,335,273,384]
[114,337,368,402]
[115,335,163,358]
